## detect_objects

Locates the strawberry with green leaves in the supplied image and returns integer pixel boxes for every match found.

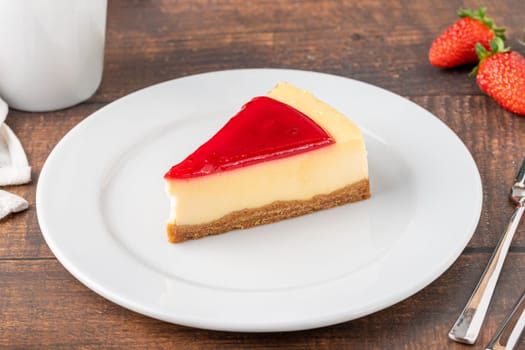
[429,7,505,68]
[473,37,525,116]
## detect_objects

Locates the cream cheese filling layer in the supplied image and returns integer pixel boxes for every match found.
[166,140,368,226]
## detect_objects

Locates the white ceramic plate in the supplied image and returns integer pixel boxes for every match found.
[37,69,482,332]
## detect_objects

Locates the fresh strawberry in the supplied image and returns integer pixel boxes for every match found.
[473,37,525,116]
[429,7,505,68]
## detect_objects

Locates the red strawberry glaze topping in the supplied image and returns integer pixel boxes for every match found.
[165,96,335,179]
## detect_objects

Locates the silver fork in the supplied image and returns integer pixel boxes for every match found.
[448,158,525,344]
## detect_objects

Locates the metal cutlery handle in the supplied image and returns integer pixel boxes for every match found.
[486,289,525,350]
[449,204,525,344]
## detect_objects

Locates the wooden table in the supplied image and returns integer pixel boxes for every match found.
[2,0,525,348]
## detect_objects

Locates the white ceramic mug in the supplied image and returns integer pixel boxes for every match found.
[0,0,107,112]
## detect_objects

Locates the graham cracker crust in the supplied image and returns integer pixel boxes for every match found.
[167,178,371,243]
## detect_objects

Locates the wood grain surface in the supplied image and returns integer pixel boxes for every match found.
[2,0,525,348]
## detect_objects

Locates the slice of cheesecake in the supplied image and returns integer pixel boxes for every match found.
[164,82,370,243]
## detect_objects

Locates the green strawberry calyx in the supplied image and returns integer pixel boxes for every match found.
[470,37,511,76]
[458,7,506,41]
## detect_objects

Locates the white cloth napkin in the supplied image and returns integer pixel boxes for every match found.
[0,189,28,219]
[0,96,30,220]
